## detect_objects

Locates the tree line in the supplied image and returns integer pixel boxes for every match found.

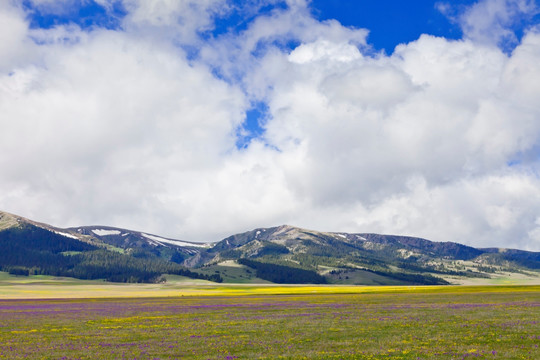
[238,258,327,284]
[0,225,222,283]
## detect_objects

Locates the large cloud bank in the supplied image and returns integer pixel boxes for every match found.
[1,0,540,249]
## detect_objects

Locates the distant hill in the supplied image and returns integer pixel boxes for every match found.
[1,211,539,285]
[185,225,540,285]
[0,211,220,283]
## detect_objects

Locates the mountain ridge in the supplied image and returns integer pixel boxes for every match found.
[1,210,539,285]
[183,224,540,285]
[0,210,222,283]
[0,210,212,251]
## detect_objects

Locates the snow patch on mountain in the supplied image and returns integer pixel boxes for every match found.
[53,230,79,240]
[141,233,211,248]
[92,229,122,236]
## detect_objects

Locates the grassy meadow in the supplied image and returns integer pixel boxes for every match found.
[1,271,539,359]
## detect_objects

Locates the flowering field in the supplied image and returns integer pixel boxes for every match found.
[1,287,539,359]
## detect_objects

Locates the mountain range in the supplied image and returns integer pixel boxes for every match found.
[1,210,539,285]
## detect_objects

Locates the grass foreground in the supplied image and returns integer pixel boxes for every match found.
[0,273,539,359]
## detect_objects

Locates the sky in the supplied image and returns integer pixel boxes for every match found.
[1,0,540,250]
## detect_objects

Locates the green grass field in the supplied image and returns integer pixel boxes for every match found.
[0,272,539,359]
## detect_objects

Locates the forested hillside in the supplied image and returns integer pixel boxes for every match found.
[0,224,221,283]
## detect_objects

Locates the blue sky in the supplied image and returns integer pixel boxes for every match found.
[23,0,126,30]
[1,0,540,249]
[20,1,473,44]
[23,1,539,49]
[311,0,468,51]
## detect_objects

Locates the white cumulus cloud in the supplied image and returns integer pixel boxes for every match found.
[440,0,539,48]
